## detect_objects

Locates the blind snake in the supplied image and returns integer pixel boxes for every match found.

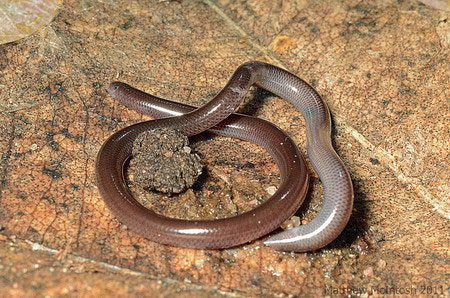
[96,61,354,252]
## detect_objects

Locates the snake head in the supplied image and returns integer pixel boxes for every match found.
[106,81,123,96]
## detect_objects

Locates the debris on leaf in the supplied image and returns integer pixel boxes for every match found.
[131,128,203,194]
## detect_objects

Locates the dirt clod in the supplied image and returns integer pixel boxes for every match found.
[131,128,203,194]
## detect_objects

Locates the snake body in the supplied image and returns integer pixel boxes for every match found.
[96,61,353,252]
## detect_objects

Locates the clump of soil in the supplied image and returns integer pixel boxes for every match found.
[130,128,203,194]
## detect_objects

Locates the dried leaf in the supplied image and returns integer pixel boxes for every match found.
[0,0,60,45]
[419,0,450,11]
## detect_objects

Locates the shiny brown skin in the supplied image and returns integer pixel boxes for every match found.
[96,61,353,252]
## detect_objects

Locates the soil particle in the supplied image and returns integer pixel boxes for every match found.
[130,128,203,194]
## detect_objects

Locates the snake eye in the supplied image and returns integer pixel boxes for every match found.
[113,85,119,91]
